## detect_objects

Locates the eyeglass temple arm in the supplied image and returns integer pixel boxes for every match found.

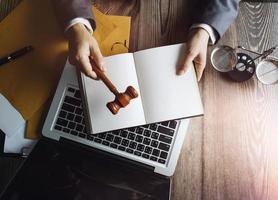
[237,45,278,57]
[261,45,278,59]
[237,46,262,55]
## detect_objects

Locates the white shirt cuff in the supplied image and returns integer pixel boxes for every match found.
[190,23,217,44]
[65,17,93,34]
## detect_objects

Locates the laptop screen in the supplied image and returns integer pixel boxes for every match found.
[0,137,170,200]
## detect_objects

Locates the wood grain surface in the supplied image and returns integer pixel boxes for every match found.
[0,0,21,21]
[1,1,278,200]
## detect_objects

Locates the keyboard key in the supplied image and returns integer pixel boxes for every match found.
[75,108,83,115]
[151,140,159,148]
[66,113,75,121]
[157,126,174,136]
[134,151,142,157]
[142,154,150,159]
[128,133,135,140]
[87,134,94,141]
[169,120,177,129]
[121,139,129,147]
[151,132,159,139]
[158,159,166,164]
[74,115,82,123]
[143,130,151,137]
[137,144,145,152]
[129,141,137,149]
[74,90,81,98]
[150,124,158,131]
[120,130,128,138]
[54,125,62,131]
[143,138,151,145]
[59,110,67,118]
[76,124,84,132]
[62,103,75,113]
[150,156,158,162]
[64,96,81,107]
[62,127,70,133]
[110,143,118,149]
[68,87,75,93]
[113,130,120,135]
[160,151,168,159]
[114,136,122,144]
[126,148,134,154]
[94,138,102,143]
[102,141,110,146]
[78,133,86,138]
[144,146,152,154]
[83,127,88,134]
[152,149,160,156]
[159,134,172,144]
[70,130,78,136]
[158,143,170,151]
[128,127,136,132]
[161,121,169,126]
[68,122,76,129]
[56,118,68,127]
[98,133,106,139]
[118,146,126,151]
[106,134,114,142]
[135,135,143,143]
[136,127,143,134]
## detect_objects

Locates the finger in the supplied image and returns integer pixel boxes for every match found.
[78,55,98,79]
[194,51,207,81]
[90,39,106,72]
[194,61,205,81]
[177,51,195,75]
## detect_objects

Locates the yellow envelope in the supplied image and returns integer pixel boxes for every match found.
[93,7,131,56]
[0,0,131,139]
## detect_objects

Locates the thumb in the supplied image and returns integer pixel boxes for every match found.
[177,51,195,75]
[194,61,205,81]
[90,38,106,72]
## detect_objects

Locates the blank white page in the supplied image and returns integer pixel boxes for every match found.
[133,43,204,123]
[82,53,145,133]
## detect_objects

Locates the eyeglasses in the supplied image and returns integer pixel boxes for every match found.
[210,45,278,85]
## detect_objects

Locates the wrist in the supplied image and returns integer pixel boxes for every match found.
[189,28,210,43]
[66,23,87,38]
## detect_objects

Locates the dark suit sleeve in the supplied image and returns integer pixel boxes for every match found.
[51,0,96,31]
[193,0,239,41]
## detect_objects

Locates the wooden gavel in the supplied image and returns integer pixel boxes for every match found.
[90,59,138,115]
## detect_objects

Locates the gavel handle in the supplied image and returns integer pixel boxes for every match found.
[90,59,119,95]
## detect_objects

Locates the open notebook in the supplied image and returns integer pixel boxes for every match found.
[79,43,203,134]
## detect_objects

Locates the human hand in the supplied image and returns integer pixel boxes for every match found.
[177,28,210,81]
[66,23,106,79]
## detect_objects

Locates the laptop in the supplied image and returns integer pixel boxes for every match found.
[43,60,190,177]
[0,61,189,199]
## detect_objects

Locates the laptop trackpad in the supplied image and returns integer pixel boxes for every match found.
[1,138,170,200]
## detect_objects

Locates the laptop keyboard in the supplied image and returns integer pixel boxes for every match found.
[54,87,179,165]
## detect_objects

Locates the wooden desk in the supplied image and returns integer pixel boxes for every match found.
[1,1,278,199]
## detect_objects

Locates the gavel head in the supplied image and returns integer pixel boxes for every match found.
[107,86,138,115]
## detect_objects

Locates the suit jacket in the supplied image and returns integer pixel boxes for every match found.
[51,0,96,31]
[194,0,239,40]
[52,0,239,42]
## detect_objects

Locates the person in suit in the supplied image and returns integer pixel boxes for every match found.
[52,0,239,81]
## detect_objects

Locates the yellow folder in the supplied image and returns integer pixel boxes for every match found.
[0,0,131,139]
